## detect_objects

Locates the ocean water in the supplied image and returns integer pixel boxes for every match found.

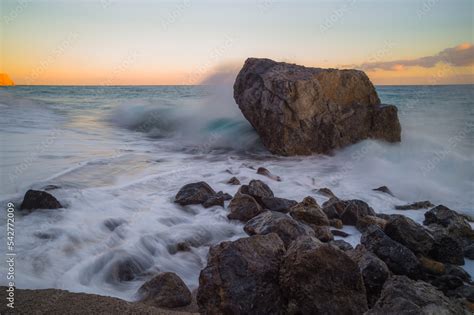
[0,84,473,300]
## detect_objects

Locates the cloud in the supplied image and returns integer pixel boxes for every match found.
[357,43,474,71]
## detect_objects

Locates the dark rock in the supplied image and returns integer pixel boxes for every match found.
[227,177,240,185]
[429,227,465,265]
[216,191,232,201]
[329,239,354,251]
[376,213,393,221]
[312,225,334,242]
[202,194,224,208]
[465,244,474,259]
[348,246,390,308]
[356,215,387,233]
[424,205,473,240]
[256,167,281,181]
[329,218,343,229]
[317,187,337,198]
[289,196,330,227]
[244,211,315,247]
[332,229,350,238]
[98,251,153,284]
[138,272,192,308]
[367,275,467,314]
[445,264,472,283]
[431,275,464,295]
[260,196,297,213]
[20,189,62,210]
[395,200,434,210]
[384,215,435,255]
[175,242,191,252]
[361,225,420,278]
[339,199,376,226]
[373,186,394,196]
[227,193,264,222]
[174,182,216,206]
[103,218,126,232]
[280,236,368,314]
[451,284,474,302]
[247,179,274,201]
[233,58,401,155]
[322,197,344,219]
[197,234,286,314]
[418,256,445,275]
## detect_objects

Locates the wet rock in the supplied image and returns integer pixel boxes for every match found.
[429,227,465,265]
[227,177,240,185]
[289,196,330,227]
[332,229,350,238]
[418,256,445,275]
[329,218,343,229]
[174,182,216,206]
[256,167,281,181]
[395,200,434,210]
[361,225,420,278]
[372,186,394,196]
[384,215,435,255]
[367,275,467,314]
[312,225,334,242]
[216,191,232,201]
[329,239,354,251]
[244,211,315,247]
[233,58,401,155]
[280,236,368,314]
[317,187,337,198]
[98,251,154,284]
[445,264,471,283]
[260,196,297,213]
[20,189,62,210]
[322,197,344,219]
[138,272,192,308]
[175,242,191,253]
[103,218,127,232]
[348,246,390,308]
[247,179,274,201]
[464,244,474,259]
[227,192,264,223]
[197,234,286,314]
[202,194,224,208]
[339,199,376,226]
[356,215,387,233]
[424,205,473,240]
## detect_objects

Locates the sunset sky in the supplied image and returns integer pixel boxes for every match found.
[1,0,473,85]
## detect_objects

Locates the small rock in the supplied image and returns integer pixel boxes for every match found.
[138,272,192,308]
[329,218,343,229]
[317,187,337,198]
[202,195,224,208]
[372,186,394,196]
[20,189,62,210]
[260,196,297,213]
[227,177,240,185]
[247,179,274,201]
[227,193,264,222]
[197,234,286,314]
[356,215,387,233]
[312,225,334,242]
[340,200,376,226]
[332,229,350,238]
[244,211,315,247]
[256,167,281,181]
[384,215,435,255]
[289,196,330,226]
[329,239,354,251]
[174,182,216,206]
[395,200,434,210]
[175,242,191,252]
[216,191,232,201]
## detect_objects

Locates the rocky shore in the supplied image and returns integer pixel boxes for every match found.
[13,176,474,314]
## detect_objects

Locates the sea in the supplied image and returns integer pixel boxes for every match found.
[0,84,473,300]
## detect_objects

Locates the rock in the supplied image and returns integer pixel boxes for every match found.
[99,251,153,284]
[431,275,464,295]
[418,256,445,275]
[174,182,216,206]
[244,211,315,247]
[202,194,224,208]
[464,244,474,259]
[227,193,264,222]
[256,167,281,181]
[450,284,474,302]
[247,179,274,202]
[216,191,232,200]
[424,205,473,240]
[348,246,390,307]
[317,187,337,198]
[445,264,471,283]
[137,272,192,308]
[339,199,376,226]
[429,227,465,265]
[356,215,387,233]
[322,197,344,219]
[233,58,401,155]
[361,225,420,278]
[373,186,394,196]
[313,225,334,242]
[20,189,62,210]
[332,229,350,237]
[280,236,368,314]
[395,200,434,210]
[384,215,435,255]
[197,234,286,314]
[175,242,191,252]
[289,196,330,226]
[260,196,297,213]
[367,275,467,314]
[329,239,354,251]
[329,218,343,229]
[227,176,240,185]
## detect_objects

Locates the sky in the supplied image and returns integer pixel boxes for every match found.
[1,0,473,85]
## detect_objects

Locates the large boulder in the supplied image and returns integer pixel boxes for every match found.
[289,196,330,227]
[280,236,368,314]
[137,272,192,308]
[174,182,216,206]
[361,225,420,279]
[233,58,401,155]
[197,234,286,314]
[367,276,468,314]
[20,189,62,210]
[244,211,315,247]
[384,215,435,255]
[227,193,264,222]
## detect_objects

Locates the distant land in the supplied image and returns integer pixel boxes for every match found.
[0,73,15,86]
